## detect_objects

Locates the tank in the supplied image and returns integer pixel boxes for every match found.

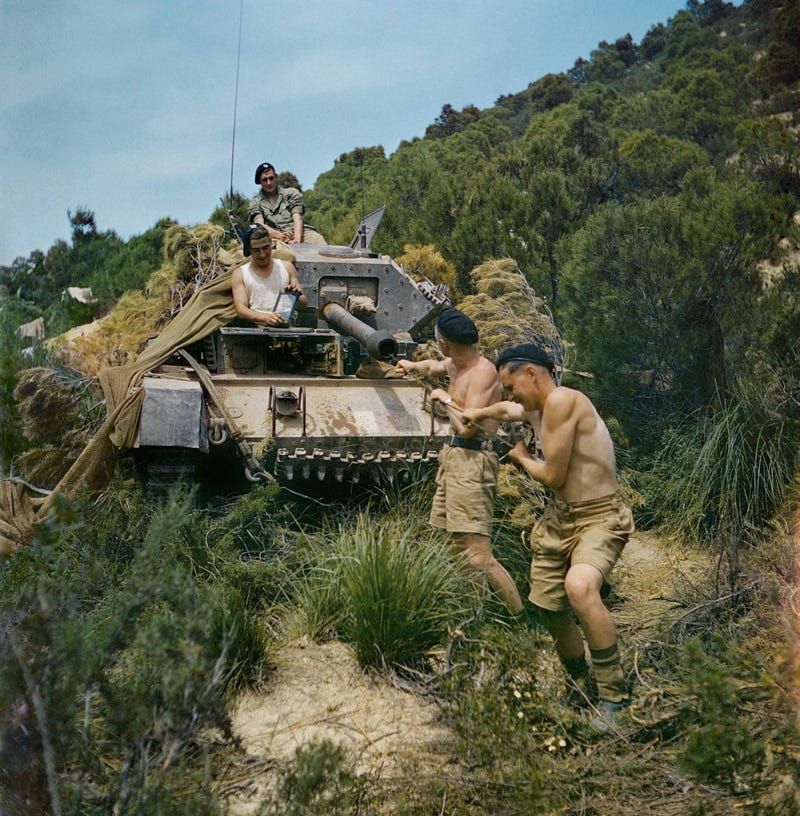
[134,212,453,490]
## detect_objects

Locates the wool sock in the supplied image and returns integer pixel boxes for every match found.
[590,642,627,703]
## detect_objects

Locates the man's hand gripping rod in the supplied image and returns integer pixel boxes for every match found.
[400,369,526,460]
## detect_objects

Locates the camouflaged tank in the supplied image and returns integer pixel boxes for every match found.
[135,209,452,490]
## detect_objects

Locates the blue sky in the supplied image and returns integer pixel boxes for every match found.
[1,1,724,266]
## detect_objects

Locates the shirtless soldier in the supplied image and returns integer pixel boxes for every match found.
[462,343,635,729]
[394,307,524,616]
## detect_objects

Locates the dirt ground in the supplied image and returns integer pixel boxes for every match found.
[223,638,457,814]
[220,531,709,814]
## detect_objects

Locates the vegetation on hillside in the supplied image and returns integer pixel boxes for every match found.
[1,1,799,813]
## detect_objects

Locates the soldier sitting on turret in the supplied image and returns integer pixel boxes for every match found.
[249,162,327,245]
[231,225,307,326]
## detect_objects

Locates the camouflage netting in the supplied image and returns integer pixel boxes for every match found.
[13,367,102,489]
[0,480,41,556]
[147,223,240,318]
[459,258,567,373]
[395,243,459,298]
[0,224,266,556]
[49,224,246,378]
[51,291,167,377]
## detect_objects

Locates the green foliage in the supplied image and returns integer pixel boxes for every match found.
[208,190,249,232]
[425,102,482,139]
[0,486,277,813]
[644,378,797,580]
[0,296,32,470]
[291,509,472,670]
[676,638,767,786]
[88,217,175,303]
[754,0,800,90]
[259,740,370,816]
[559,176,787,455]
[0,210,170,338]
[303,146,388,245]
[437,622,575,813]
[735,116,800,196]
[338,516,463,669]
[616,130,709,198]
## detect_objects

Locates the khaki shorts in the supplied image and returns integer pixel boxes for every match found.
[429,445,498,537]
[528,492,634,612]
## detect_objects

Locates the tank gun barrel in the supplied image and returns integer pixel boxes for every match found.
[321,302,398,360]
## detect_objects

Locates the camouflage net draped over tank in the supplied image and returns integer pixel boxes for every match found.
[13,367,104,489]
[147,223,239,318]
[0,224,257,556]
[459,258,567,375]
[50,224,244,378]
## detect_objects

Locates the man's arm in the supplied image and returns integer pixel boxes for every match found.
[282,261,308,308]
[291,211,304,243]
[251,214,291,243]
[508,389,576,489]
[462,400,527,425]
[285,188,306,244]
[393,357,449,379]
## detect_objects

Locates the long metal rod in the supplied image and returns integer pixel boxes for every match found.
[402,370,518,453]
[228,0,245,203]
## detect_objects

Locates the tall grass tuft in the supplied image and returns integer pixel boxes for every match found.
[647,377,797,585]
[291,511,472,671]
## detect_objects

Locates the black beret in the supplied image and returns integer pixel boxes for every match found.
[254,162,275,183]
[495,343,554,372]
[435,307,478,345]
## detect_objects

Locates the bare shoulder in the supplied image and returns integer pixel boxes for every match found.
[469,355,499,381]
[549,386,602,425]
[543,386,588,420]
[546,386,578,408]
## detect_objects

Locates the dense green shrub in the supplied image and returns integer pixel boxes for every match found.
[290,510,472,670]
[643,377,798,586]
[259,739,371,816]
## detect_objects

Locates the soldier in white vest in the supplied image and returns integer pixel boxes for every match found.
[231,225,307,326]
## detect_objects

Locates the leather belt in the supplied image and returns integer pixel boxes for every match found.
[444,435,493,452]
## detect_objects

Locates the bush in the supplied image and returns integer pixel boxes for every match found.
[644,377,798,586]
[259,739,371,816]
[291,509,472,670]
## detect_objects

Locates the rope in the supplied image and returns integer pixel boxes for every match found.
[400,369,526,455]
[176,349,276,484]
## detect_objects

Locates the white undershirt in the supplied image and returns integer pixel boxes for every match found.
[242,259,290,312]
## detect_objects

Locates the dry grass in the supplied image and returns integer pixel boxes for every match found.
[48,223,241,377]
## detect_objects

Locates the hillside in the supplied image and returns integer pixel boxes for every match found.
[1,1,799,814]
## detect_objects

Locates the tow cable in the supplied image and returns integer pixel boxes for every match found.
[176,348,276,484]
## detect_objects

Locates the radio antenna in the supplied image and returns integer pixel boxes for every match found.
[357,150,367,249]
[228,0,245,206]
